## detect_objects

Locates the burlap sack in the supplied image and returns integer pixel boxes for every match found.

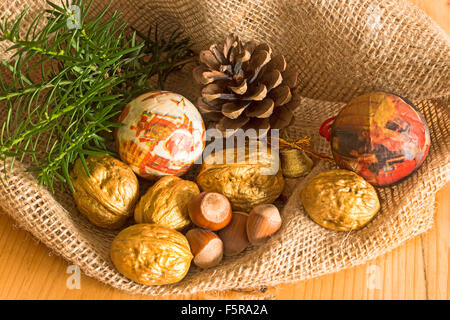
[0,0,449,297]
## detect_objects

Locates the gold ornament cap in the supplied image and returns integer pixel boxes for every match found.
[300,169,380,231]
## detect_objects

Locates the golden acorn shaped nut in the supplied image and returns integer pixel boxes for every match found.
[134,176,200,231]
[186,228,223,269]
[218,212,249,256]
[247,204,282,244]
[110,224,193,285]
[71,155,139,230]
[300,170,380,231]
[196,143,284,212]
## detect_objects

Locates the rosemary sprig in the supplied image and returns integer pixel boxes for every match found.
[0,0,193,192]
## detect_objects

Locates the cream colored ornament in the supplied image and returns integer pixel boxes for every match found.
[116,91,205,179]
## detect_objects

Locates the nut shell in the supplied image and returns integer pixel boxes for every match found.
[110,224,193,285]
[196,144,284,211]
[134,175,200,231]
[71,155,139,229]
[218,212,249,256]
[188,192,232,231]
[247,204,282,244]
[186,228,223,269]
[300,169,380,231]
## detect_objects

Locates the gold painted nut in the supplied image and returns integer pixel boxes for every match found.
[196,143,285,212]
[71,155,139,229]
[300,169,380,231]
[110,224,193,285]
[134,175,200,231]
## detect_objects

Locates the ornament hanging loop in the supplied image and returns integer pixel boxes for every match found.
[319,116,336,141]
[277,129,334,163]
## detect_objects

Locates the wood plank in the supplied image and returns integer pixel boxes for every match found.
[421,184,449,300]
[410,0,450,33]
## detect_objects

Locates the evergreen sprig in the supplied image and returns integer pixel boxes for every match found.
[0,0,193,192]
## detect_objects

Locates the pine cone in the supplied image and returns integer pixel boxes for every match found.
[193,33,300,138]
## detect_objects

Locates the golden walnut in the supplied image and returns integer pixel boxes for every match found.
[110,224,193,285]
[300,170,380,231]
[196,144,285,211]
[134,175,200,231]
[71,155,139,229]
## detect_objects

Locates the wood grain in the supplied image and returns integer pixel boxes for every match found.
[0,0,449,300]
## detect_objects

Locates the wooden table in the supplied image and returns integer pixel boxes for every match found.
[0,0,449,300]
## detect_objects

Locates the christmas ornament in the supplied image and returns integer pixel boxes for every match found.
[193,33,300,137]
[300,169,380,231]
[321,92,431,186]
[279,131,314,178]
[116,91,206,179]
[280,147,313,178]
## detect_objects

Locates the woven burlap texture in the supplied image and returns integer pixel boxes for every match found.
[0,0,449,297]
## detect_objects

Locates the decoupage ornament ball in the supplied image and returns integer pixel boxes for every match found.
[116,91,205,179]
[330,92,431,187]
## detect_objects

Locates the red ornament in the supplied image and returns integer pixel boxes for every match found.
[325,92,430,187]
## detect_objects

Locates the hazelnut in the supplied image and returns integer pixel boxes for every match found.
[186,228,223,269]
[247,204,282,244]
[218,212,249,256]
[188,192,232,231]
